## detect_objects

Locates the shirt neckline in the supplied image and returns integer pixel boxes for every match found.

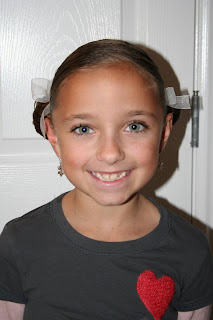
[51,193,171,255]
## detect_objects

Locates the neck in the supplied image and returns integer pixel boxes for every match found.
[62,189,160,242]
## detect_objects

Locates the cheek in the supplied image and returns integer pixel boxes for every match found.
[129,137,161,163]
[60,143,91,168]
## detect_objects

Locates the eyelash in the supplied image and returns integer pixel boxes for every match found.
[71,124,94,137]
[125,121,148,133]
[71,121,148,137]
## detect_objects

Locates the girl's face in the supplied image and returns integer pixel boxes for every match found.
[46,63,172,206]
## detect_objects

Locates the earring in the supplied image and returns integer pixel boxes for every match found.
[158,157,164,171]
[57,158,64,176]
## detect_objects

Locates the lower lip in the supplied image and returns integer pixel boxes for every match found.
[88,170,132,186]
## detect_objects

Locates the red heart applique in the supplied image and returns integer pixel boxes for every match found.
[137,270,175,320]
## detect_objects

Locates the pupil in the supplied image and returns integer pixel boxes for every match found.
[82,127,87,132]
[132,124,137,130]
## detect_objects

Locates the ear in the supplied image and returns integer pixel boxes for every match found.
[159,113,173,152]
[45,118,61,158]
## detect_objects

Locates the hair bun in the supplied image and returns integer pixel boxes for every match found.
[33,101,49,138]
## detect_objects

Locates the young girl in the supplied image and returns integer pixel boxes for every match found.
[0,39,213,320]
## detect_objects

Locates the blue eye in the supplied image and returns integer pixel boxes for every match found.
[74,126,94,135]
[126,122,145,133]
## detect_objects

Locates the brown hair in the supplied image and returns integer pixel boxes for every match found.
[33,39,179,138]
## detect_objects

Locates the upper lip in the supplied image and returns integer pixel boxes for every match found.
[90,170,130,174]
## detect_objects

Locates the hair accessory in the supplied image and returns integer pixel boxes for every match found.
[165,87,190,109]
[57,158,64,176]
[39,104,51,138]
[31,78,52,138]
[31,78,51,103]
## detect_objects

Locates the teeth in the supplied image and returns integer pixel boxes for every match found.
[102,174,110,180]
[109,173,118,180]
[120,172,126,178]
[91,171,129,181]
[96,172,102,179]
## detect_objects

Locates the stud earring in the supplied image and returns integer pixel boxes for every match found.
[57,157,64,176]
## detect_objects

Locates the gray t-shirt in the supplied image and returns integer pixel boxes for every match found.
[0,193,213,320]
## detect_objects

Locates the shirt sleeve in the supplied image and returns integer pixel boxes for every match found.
[0,225,27,303]
[177,234,213,311]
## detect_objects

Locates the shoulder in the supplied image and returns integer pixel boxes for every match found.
[162,205,210,252]
[1,193,64,243]
[4,201,51,235]
[157,205,213,310]
[155,203,212,266]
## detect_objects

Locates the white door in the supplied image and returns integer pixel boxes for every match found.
[0,0,212,247]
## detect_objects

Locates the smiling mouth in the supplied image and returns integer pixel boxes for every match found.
[90,170,131,182]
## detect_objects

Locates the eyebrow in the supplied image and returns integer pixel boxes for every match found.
[126,110,157,119]
[63,109,157,123]
[63,113,96,123]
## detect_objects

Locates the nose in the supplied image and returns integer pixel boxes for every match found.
[96,134,125,165]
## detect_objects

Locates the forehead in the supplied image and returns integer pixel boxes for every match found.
[54,63,163,119]
[59,61,157,92]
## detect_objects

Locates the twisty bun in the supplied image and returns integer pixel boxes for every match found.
[33,101,49,139]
